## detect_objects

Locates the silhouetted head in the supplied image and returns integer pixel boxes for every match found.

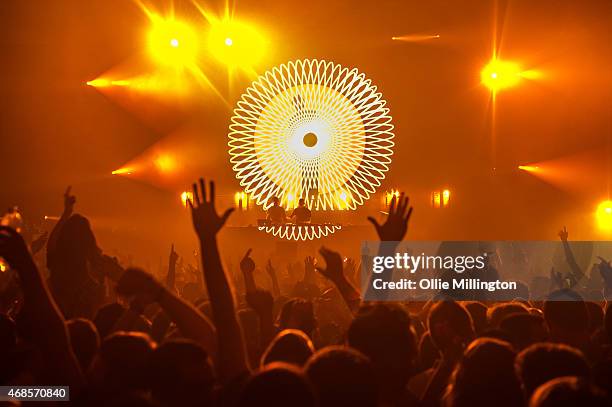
[278,298,316,337]
[515,342,590,397]
[427,301,474,354]
[261,329,314,367]
[463,301,488,334]
[238,362,315,407]
[500,313,548,350]
[305,346,378,407]
[67,318,100,372]
[148,339,214,407]
[93,303,126,339]
[529,377,608,407]
[447,338,522,407]
[271,197,280,206]
[56,214,98,262]
[543,289,589,345]
[348,304,417,392]
[89,331,155,393]
[298,198,305,206]
[487,302,529,328]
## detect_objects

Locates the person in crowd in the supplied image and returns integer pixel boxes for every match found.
[267,197,287,225]
[515,342,590,399]
[3,180,612,407]
[290,198,312,224]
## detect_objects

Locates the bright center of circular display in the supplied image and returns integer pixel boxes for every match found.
[228,59,395,215]
[303,132,318,147]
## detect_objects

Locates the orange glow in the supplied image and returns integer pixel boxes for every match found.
[518,165,540,172]
[391,34,440,42]
[481,58,542,93]
[207,17,267,67]
[385,189,400,207]
[180,191,193,207]
[432,189,451,208]
[596,200,612,231]
[147,15,198,66]
[235,191,248,211]
[481,59,522,92]
[154,155,176,173]
[111,167,133,175]
[87,78,112,87]
[442,189,451,207]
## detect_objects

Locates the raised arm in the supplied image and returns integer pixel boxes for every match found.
[365,193,413,299]
[116,267,217,354]
[188,178,248,380]
[240,248,257,293]
[316,246,361,314]
[266,259,281,297]
[166,244,178,290]
[46,186,76,256]
[0,226,84,391]
[558,226,584,286]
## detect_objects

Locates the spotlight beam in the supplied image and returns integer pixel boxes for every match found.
[391,34,440,42]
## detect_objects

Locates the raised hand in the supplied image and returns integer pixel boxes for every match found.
[169,243,179,266]
[188,178,234,240]
[240,248,255,274]
[558,226,569,242]
[305,256,316,273]
[343,257,358,283]
[597,256,612,288]
[316,246,361,313]
[315,246,345,283]
[64,186,76,216]
[367,193,413,241]
[265,259,274,275]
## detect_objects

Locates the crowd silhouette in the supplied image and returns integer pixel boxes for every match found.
[1,178,612,406]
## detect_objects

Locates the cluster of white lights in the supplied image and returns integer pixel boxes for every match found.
[228,59,395,240]
[258,225,342,241]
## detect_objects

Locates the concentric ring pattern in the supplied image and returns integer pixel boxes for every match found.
[228,59,394,212]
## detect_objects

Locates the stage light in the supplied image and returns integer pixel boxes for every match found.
[0,260,7,273]
[180,191,193,207]
[385,190,400,207]
[148,16,198,66]
[518,165,540,172]
[391,34,440,42]
[596,200,612,231]
[442,189,451,207]
[229,59,394,240]
[208,18,266,66]
[481,58,522,92]
[87,78,112,88]
[111,167,133,175]
[432,189,451,208]
[234,191,249,211]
